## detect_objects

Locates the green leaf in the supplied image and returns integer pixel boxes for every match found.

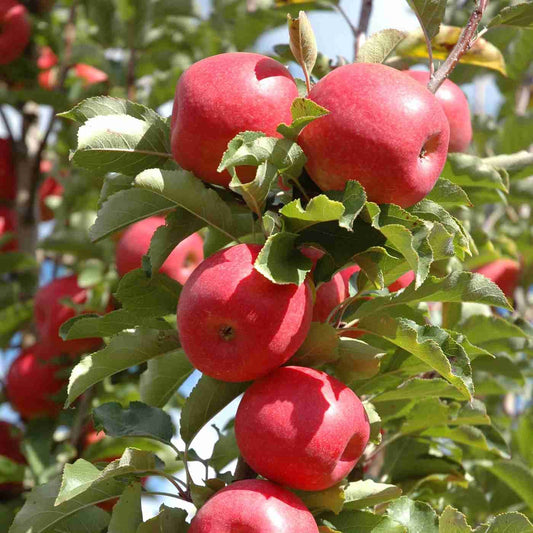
[475,512,533,533]
[90,188,174,242]
[281,195,345,233]
[115,269,181,316]
[60,96,164,124]
[94,402,175,445]
[363,401,382,445]
[354,272,512,318]
[180,376,249,444]
[0,252,38,275]
[0,456,25,484]
[254,231,312,285]
[334,180,367,231]
[136,505,189,533]
[288,11,317,89]
[485,461,533,512]
[140,349,194,407]
[60,310,170,340]
[356,29,407,63]
[460,315,529,346]
[148,208,204,273]
[373,378,465,403]
[9,476,112,533]
[320,510,405,532]
[211,429,239,472]
[277,97,329,139]
[66,329,180,406]
[426,178,472,207]
[357,316,473,399]
[439,506,472,533]
[335,338,384,383]
[406,0,447,40]
[344,480,402,510]
[442,154,508,191]
[108,482,143,533]
[134,168,249,242]
[291,321,339,367]
[487,3,533,28]
[0,300,34,348]
[387,496,438,533]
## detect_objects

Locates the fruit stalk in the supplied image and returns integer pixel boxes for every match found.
[428,0,489,93]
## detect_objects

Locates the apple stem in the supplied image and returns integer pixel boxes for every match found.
[354,0,373,60]
[427,0,489,94]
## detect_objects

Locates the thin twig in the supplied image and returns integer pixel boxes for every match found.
[126,22,137,101]
[428,0,489,93]
[24,0,78,223]
[332,4,358,42]
[0,106,15,144]
[354,0,373,59]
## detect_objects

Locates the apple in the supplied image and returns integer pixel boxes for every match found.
[115,216,204,284]
[388,270,415,292]
[313,273,345,323]
[405,70,472,153]
[170,52,298,187]
[38,176,63,221]
[6,345,67,419]
[0,1,31,66]
[235,365,370,491]
[177,244,313,382]
[298,63,450,207]
[34,275,108,356]
[0,138,16,201]
[73,64,109,87]
[474,259,521,298]
[189,479,318,533]
[37,46,58,70]
[0,206,18,252]
[0,421,26,496]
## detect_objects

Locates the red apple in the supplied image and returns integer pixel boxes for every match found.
[38,176,63,221]
[37,46,58,70]
[115,216,204,284]
[73,64,108,86]
[0,1,31,65]
[405,70,472,153]
[0,206,18,252]
[189,479,318,533]
[170,52,298,187]
[0,421,26,496]
[6,345,67,420]
[177,244,313,382]
[34,275,108,356]
[474,259,521,298]
[388,270,415,292]
[0,138,16,201]
[235,366,370,491]
[313,273,345,323]
[38,69,58,90]
[298,63,450,207]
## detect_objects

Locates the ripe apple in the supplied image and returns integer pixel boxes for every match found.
[0,1,31,65]
[0,138,16,201]
[170,52,298,187]
[313,273,345,323]
[73,64,109,87]
[388,270,415,292]
[0,206,18,252]
[115,216,204,284]
[0,421,26,496]
[6,345,67,420]
[189,479,319,533]
[235,365,370,491]
[474,259,521,298]
[38,176,63,221]
[177,244,313,382]
[298,63,450,207]
[34,275,108,356]
[405,70,472,153]
[37,46,58,70]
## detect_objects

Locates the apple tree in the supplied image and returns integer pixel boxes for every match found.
[1,0,533,531]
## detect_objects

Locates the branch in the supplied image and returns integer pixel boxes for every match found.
[127,23,137,101]
[0,106,15,144]
[427,0,489,93]
[354,0,373,59]
[24,0,78,223]
[483,150,533,173]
